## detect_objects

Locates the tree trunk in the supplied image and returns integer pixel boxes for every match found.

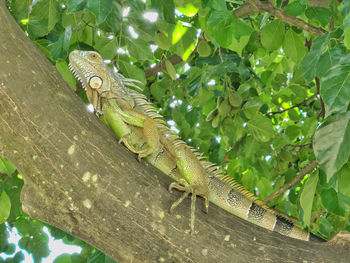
[0,1,349,262]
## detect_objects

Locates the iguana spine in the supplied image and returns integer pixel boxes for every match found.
[69,50,316,241]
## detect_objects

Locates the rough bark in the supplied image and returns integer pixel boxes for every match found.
[0,2,349,262]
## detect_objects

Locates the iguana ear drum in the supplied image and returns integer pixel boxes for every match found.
[89,76,103,90]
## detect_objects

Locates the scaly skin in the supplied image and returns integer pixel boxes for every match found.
[69,50,312,240]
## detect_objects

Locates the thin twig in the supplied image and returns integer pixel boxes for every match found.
[26,0,32,33]
[282,143,312,151]
[270,207,298,222]
[268,94,317,114]
[263,160,318,204]
[316,77,325,119]
[311,210,327,222]
[144,55,183,78]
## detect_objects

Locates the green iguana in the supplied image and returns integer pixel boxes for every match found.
[68,49,319,241]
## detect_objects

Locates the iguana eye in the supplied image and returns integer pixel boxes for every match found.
[89,52,99,60]
[89,76,103,90]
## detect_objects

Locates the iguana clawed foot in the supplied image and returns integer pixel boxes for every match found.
[168,179,205,235]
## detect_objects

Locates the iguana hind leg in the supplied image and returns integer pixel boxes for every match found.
[167,143,210,234]
[169,179,198,234]
[169,178,209,235]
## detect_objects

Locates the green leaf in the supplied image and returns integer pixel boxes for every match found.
[47,0,60,30]
[16,219,50,261]
[28,19,50,38]
[241,170,257,192]
[62,10,83,28]
[207,10,234,47]
[260,20,285,51]
[151,0,175,24]
[165,60,177,80]
[94,37,118,60]
[51,25,72,60]
[66,0,86,13]
[4,242,16,255]
[105,5,122,32]
[171,26,197,60]
[227,35,250,56]
[242,97,261,119]
[86,0,113,24]
[34,39,52,61]
[282,29,306,63]
[87,250,111,263]
[230,17,253,41]
[284,1,306,16]
[320,188,343,215]
[301,118,317,138]
[56,60,76,90]
[305,7,331,27]
[30,0,60,32]
[345,27,350,50]
[0,191,11,224]
[300,172,318,226]
[0,157,16,176]
[150,82,166,102]
[320,60,350,117]
[256,177,274,199]
[206,0,226,11]
[285,125,300,140]
[316,47,344,78]
[246,113,274,142]
[206,61,238,77]
[8,0,28,21]
[197,41,211,57]
[313,112,350,181]
[53,253,73,263]
[301,33,329,81]
[319,217,334,237]
[176,1,200,17]
[5,174,24,223]
[155,32,171,50]
[338,166,350,198]
[207,10,252,48]
[127,38,153,60]
[118,61,146,86]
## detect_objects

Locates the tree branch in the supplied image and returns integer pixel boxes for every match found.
[263,160,318,204]
[247,0,327,36]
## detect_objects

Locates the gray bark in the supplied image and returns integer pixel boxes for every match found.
[0,1,349,262]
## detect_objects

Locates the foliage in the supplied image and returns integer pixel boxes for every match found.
[3,0,350,259]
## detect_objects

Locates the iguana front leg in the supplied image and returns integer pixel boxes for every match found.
[101,103,144,154]
[103,101,162,160]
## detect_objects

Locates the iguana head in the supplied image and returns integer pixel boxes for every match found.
[69,50,143,112]
[69,50,112,95]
